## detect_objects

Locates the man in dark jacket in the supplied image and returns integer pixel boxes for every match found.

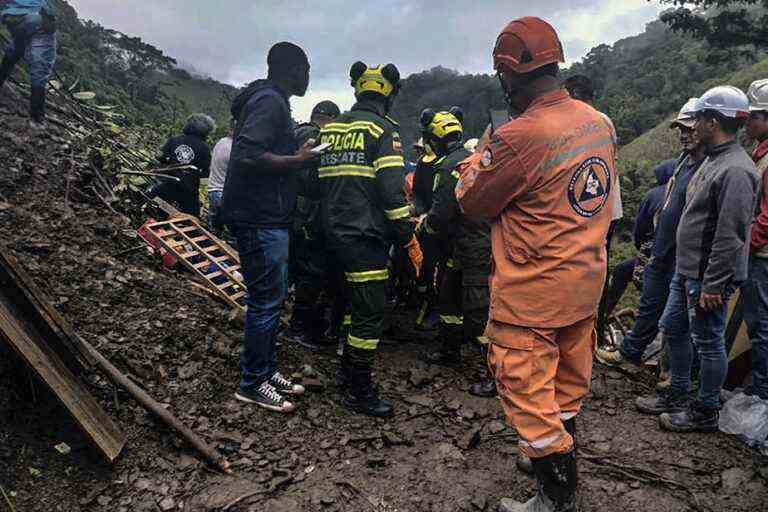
[283,100,341,351]
[222,42,318,414]
[657,86,758,433]
[596,99,706,379]
[152,113,215,217]
[317,61,420,418]
[600,160,675,323]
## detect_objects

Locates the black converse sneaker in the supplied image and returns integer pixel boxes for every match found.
[234,381,295,413]
[269,371,306,396]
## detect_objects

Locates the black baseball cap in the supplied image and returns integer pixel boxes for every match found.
[312,100,341,118]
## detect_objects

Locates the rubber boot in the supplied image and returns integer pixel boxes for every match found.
[421,337,462,367]
[500,450,578,512]
[0,55,15,90]
[470,344,497,397]
[518,418,577,475]
[342,347,394,418]
[29,85,47,129]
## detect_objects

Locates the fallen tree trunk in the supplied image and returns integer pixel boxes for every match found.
[79,337,232,474]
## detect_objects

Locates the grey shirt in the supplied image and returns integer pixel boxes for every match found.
[675,140,759,294]
[207,136,232,192]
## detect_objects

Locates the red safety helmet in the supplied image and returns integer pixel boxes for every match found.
[493,17,565,74]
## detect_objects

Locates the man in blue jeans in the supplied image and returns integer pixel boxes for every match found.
[0,0,57,129]
[654,86,758,433]
[596,99,705,375]
[221,42,318,413]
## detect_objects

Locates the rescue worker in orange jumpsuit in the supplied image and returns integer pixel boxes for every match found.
[456,17,617,512]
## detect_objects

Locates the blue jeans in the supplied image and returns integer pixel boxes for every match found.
[207,190,224,239]
[233,226,289,391]
[741,257,768,398]
[620,258,674,362]
[662,273,732,409]
[2,13,57,88]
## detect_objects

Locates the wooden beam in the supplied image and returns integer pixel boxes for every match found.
[0,257,126,462]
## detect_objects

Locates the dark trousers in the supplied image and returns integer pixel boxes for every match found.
[663,273,733,409]
[150,181,200,217]
[332,241,389,363]
[232,226,289,391]
[1,13,57,89]
[741,257,768,398]
[603,256,637,319]
[620,258,674,362]
[289,231,328,337]
[437,261,490,347]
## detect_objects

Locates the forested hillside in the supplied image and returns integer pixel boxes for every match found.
[2,0,237,129]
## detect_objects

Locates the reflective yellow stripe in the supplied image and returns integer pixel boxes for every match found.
[440,315,464,325]
[451,170,460,179]
[446,258,456,268]
[385,205,411,220]
[343,314,352,326]
[345,269,389,283]
[348,334,378,350]
[323,121,383,138]
[477,336,490,345]
[374,155,405,171]
[318,165,375,179]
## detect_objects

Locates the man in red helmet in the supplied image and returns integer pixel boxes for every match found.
[456,17,617,512]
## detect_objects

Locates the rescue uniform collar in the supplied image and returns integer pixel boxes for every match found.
[753,139,768,162]
[525,88,571,113]
[352,99,387,118]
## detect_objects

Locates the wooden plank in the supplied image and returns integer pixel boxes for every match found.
[0,271,125,462]
[216,281,236,291]
[178,251,200,260]
[0,250,94,370]
[230,291,246,301]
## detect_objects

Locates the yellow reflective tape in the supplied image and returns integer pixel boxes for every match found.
[318,165,375,179]
[374,155,405,171]
[385,205,411,220]
[343,314,352,326]
[323,121,383,138]
[451,170,460,179]
[345,268,389,283]
[440,315,464,325]
[348,334,378,350]
[446,259,456,268]
[477,336,490,345]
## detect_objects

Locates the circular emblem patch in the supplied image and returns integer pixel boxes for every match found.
[567,157,611,218]
[174,144,196,164]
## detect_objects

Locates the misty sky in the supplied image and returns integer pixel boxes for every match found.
[67,0,664,121]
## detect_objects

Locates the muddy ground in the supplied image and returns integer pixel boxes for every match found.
[1,92,767,512]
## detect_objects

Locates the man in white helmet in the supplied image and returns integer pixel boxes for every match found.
[741,79,768,399]
[658,86,758,433]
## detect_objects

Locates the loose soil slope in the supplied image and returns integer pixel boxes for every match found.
[0,83,766,512]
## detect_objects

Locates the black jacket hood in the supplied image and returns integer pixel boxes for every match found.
[231,79,287,122]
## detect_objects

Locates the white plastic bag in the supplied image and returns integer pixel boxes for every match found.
[719,392,768,447]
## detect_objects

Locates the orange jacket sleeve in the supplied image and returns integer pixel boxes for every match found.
[455,137,528,218]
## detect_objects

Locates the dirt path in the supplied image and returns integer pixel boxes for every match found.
[0,109,766,512]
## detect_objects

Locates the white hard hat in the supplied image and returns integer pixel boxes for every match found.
[684,86,749,119]
[747,79,768,112]
[671,98,698,129]
[464,138,479,153]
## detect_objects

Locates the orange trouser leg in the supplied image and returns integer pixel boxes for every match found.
[486,316,594,459]
[555,316,596,420]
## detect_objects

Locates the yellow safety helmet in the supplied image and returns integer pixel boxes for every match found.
[350,61,400,98]
[421,107,464,141]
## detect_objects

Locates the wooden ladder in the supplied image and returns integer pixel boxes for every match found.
[145,216,246,311]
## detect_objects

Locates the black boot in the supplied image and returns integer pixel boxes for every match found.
[659,401,719,433]
[469,344,497,397]
[336,348,350,391]
[519,418,577,476]
[0,54,15,89]
[502,450,578,512]
[29,85,47,127]
[342,348,394,418]
[421,340,462,367]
